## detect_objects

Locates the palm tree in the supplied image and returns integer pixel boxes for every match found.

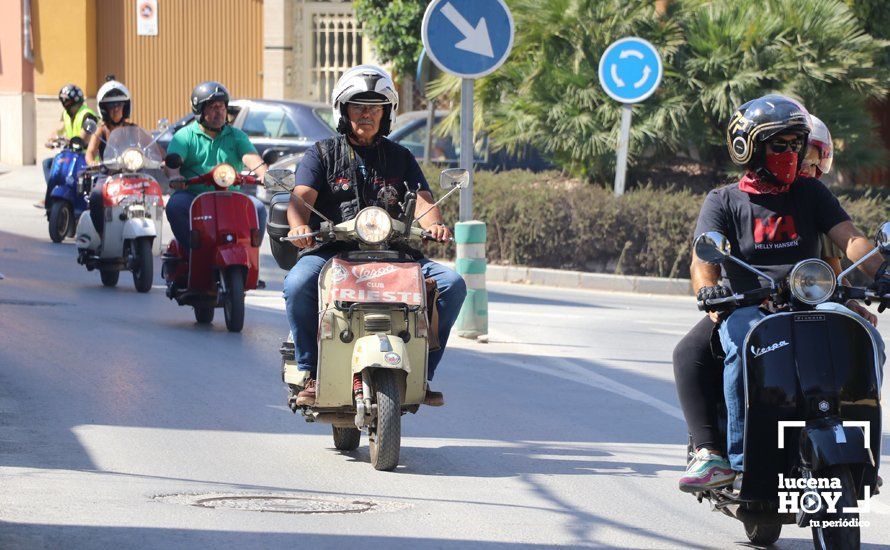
[429,0,889,182]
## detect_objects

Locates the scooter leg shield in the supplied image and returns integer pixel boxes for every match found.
[122,218,157,240]
[75,211,99,251]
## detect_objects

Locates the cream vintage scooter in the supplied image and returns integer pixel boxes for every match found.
[264,168,466,471]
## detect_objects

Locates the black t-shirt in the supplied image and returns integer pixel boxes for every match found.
[295,137,430,221]
[694,178,850,292]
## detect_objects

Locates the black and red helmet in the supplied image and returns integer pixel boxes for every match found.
[726,94,811,172]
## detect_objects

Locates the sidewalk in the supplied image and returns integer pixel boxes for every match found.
[436,260,693,296]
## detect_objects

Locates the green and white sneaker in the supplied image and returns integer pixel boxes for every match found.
[679,448,736,493]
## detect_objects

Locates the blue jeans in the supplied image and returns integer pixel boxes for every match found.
[283,249,467,380]
[719,302,886,471]
[166,191,267,249]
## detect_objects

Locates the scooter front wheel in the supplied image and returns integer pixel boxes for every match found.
[132,238,154,293]
[223,268,245,333]
[48,201,71,243]
[811,465,860,550]
[369,369,401,471]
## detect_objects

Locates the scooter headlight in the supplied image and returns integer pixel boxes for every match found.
[212,164,237,188]
[789,259,836,305]
[121,148,145,172]
[354,207,392,245]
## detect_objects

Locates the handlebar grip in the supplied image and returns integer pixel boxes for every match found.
[420,230,455,243]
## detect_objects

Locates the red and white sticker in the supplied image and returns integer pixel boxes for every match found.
[327,259,423,306]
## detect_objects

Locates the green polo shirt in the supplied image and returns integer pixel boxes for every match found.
[167,122,257,194]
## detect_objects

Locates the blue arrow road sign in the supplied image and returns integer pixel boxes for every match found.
[598,37,663,104]
[422,0,514,79]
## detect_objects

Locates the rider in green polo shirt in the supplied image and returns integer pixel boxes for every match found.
[163,81,267,249]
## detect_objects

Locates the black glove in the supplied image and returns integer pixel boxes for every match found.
[697,285,733,312]
[873,262,890,313]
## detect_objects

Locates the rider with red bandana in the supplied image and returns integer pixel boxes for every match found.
[683,95,888,489]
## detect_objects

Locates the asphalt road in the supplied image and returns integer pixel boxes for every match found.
[1,166,889,549]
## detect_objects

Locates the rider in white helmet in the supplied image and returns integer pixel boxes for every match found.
[799,114,833,179]
[86,78,136,236]
[86,78,134,165]
[280,64,466,408]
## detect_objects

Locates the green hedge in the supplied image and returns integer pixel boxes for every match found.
[422,168,890,279]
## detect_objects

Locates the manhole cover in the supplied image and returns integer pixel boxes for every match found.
[192,495,375,514]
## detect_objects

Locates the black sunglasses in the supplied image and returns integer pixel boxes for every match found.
[767,138,804,153]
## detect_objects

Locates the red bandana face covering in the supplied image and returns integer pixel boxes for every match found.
[739,171,795,195]
[739,151,799,195]
[765,151,799,185]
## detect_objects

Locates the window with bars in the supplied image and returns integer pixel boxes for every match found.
[311,12,364,102]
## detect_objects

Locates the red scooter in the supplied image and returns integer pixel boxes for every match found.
[161,156,263,332]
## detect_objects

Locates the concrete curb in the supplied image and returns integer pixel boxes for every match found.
[436,260,693,296]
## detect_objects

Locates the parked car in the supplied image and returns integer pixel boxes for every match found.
[157,99,336,165]
[389,110,554,172]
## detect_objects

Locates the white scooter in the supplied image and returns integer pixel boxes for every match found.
[75,123,166,292]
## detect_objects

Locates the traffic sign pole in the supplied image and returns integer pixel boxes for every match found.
[459,78,474,221]
[597,37,662,198]
[422,0,514,340]
[614,104,633,197]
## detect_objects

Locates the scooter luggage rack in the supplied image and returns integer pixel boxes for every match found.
[334,301,422,315]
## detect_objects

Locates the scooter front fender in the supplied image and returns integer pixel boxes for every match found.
[800,419,873,472]
[122,218,157,240]
[215,245,249,269]
[351,334,411,375]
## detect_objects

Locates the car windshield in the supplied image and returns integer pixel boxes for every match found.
[242,105,308,140]
[105,126,163,161]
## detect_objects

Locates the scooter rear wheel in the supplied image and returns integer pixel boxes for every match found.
[194,306,214,324]
[332,426,361,451]
[48,201,71,243]
[223,268,245,333]
[744,522,781,545]
[369,370,401,471]
[132,238,154,293]
[100,268,119,287]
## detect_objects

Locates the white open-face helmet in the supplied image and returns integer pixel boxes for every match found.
[97,80,132,122]
[807,115,833,175]
[331,64,399,136]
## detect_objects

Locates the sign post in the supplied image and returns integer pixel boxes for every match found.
[422,0,514,339]
[597,37,663,196]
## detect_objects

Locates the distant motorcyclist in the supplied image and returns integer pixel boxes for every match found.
[38,84,98,207]
[84,79,136,238]
[162,81,267,250]
[281,64,466,408]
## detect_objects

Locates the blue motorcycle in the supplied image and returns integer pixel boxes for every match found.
[45,136,89,243]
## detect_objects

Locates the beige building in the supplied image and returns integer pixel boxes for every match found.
[2,0,393,166]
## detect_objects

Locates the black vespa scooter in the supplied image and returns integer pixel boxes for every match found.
[688,222,889,549]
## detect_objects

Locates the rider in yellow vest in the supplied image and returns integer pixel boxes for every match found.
[38,84,99,207]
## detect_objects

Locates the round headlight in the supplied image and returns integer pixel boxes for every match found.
[212,164,237,188]
[121,148,145,171]
[355,207,392,244]
[789,259,836,305]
